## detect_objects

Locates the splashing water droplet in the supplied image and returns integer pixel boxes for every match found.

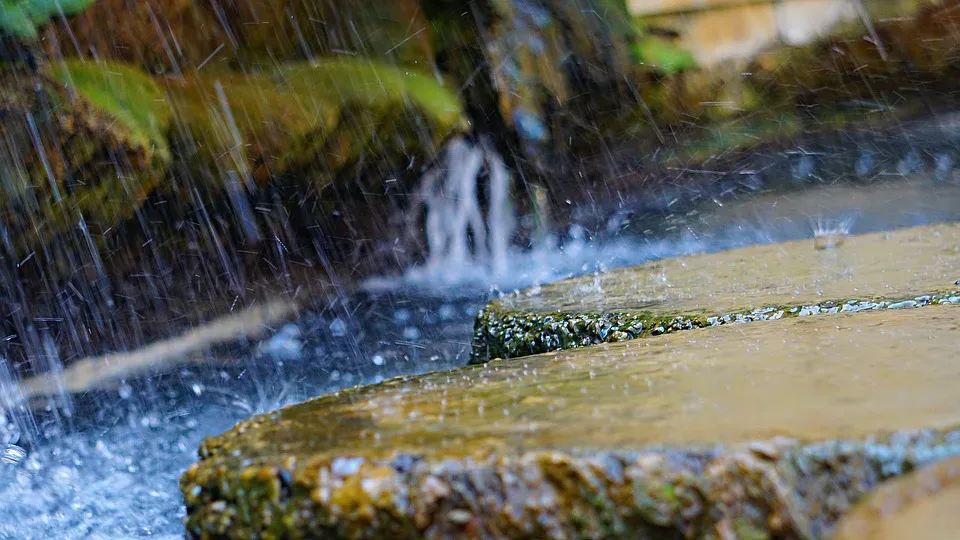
[1,444,27,465]
[329,318,348,337]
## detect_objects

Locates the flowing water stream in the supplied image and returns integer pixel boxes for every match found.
[0,161,959,537]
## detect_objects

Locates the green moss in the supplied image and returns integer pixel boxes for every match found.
[279,59,466,133]
[164,58,464,191]
[632,36,697,75]
[0,1,35,38]
[47,59,172,162]
[0,55,463,254]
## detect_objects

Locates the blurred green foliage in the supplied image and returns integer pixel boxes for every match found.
[47,59,173,161]
[0,0,96,39]
[632,35,697,75]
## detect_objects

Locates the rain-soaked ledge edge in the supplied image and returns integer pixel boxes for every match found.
[470,291,960,363]
[182,425,960,539]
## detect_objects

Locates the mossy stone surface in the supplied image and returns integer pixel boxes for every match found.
[183,305,960,538]
[473,223,960,362]
[48,59,173,162]
[163,58,464,187]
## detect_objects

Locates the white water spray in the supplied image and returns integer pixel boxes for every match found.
[413,136,515,279]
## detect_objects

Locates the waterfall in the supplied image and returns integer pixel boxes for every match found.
[485,142,513,276]
[414,136,515,279]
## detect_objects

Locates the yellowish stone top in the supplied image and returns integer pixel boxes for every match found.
[496,223,960,317]
[204,305,960,461]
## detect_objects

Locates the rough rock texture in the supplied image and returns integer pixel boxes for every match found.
[183,305,960,538]
[472,222,960,362]
[833,455,960,540]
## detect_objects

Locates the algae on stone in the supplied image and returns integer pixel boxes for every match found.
[164,58,465,189]
[48,59,173,162]
[473,222,960,361]
[182,305,960,538]
[0,60,173,246]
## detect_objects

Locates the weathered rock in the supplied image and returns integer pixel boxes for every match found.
[182,305,960,538]
[472,222,960,361]
[833,455,960,540]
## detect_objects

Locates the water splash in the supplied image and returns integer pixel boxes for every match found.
[408,136,514,280]
[812,215,856,250]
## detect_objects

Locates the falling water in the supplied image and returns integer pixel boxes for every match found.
[412,136,515,280]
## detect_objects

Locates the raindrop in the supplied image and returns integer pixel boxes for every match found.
[329,318,348,337]
[257,324,303,361]
[791,155,815,181]
[855,152,875,177]
[371,355,385,366]
[935,153,953,182]
[1,444,27,465]
[393,309,412,324]
[896,151,922,175]
[438,304,455,320]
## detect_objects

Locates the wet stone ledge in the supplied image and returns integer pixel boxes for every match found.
[471,223,960,363]
[182,305,960,538]
[833,454,960,539]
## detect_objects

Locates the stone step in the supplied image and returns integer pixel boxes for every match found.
[472,223,960,363]
[182,304,960,538]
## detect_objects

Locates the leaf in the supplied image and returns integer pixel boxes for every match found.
[632,36,697,75]
[46,60,173,162]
